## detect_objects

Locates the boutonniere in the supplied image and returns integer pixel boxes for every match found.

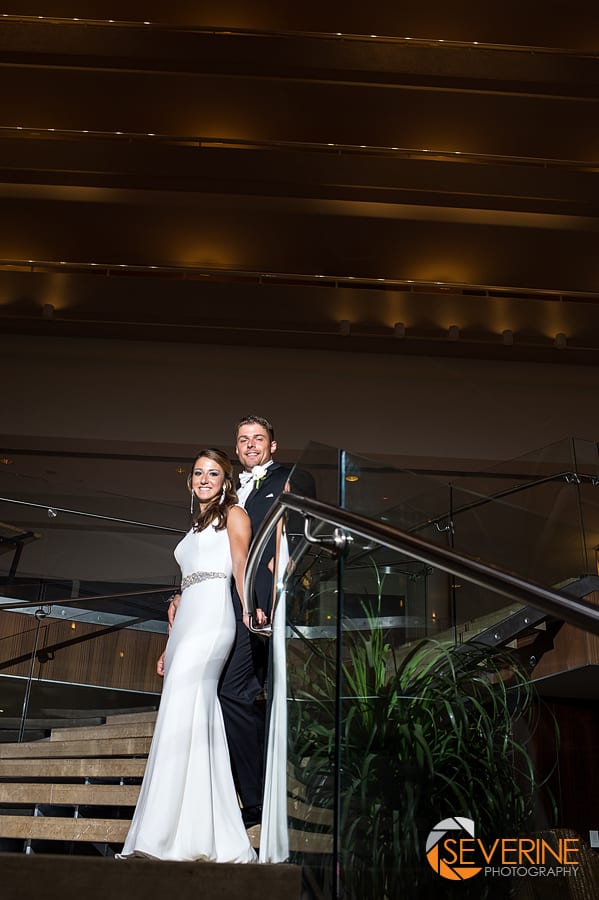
[252,464,268,489]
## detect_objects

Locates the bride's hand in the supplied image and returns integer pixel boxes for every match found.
[255,607,268,626]
[156,651,166,677]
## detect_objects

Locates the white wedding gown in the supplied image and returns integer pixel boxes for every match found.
[119,522,257,863]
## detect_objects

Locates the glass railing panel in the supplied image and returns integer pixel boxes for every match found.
[0,595,168,741]
[288,442,341,507]
[0,452,189,738]
[0,446,188,529]
[446,436,599,498]
[279,515,562,900]
[290,440,599,643]
[448,479,594,582]
[289,447,514,645]
[441,438,599,585]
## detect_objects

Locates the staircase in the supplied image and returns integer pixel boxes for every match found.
[0,711,303,898]
[0,710,155,851]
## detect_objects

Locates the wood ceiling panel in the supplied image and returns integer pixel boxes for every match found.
[2,66,599,160]
[2,3,599,51]
[1,195,599,293]
[1,139,598,217]
[1,19,599,98]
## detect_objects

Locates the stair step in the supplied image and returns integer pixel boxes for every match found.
[0,712,331,858]
[0,813,326,854]
[288,796,333,827]
[0,717,104,731]
[0,814,130,842]
[0,758,147,778]
[0,783,140,806]
[105,710,158,725]
[0,737,151,759]
[288,828,332,854]
[50,721,155,742]
[0,852,302,900]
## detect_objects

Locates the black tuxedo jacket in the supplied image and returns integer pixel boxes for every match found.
[238,461,291,615]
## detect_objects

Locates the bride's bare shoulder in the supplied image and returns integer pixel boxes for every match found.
[228,504,250,522]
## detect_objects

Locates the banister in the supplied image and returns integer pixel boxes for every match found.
[244,492,599,637]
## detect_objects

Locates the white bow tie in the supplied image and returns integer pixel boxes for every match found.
[239,471,253,486]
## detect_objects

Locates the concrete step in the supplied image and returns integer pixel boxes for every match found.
[0,716,103,731]
[0,813,326,854]
[0,814,130,843]
[50,721,155,742]
[0,737,151,759]
[0,783,140,806]
[0,711,331,859]
[105,710,158,725]
[0,852,302,900]
[0,758,147,778]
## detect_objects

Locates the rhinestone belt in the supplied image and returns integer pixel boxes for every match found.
[180,571,228,592]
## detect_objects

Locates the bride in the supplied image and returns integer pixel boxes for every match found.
[118,448,257,863]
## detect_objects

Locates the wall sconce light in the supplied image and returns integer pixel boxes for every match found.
[447,324,460,341]
[502,329,514,346]
[554,332,567,349]
[339,319,351,336]
[394,321,406,338]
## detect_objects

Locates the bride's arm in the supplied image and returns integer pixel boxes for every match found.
[227,506,252,627]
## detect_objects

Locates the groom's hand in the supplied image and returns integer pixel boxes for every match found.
[167,592,181,629]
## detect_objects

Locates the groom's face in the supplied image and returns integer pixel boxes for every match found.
[236,423,277,471]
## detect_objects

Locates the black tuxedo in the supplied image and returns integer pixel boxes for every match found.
[217,460,290,811]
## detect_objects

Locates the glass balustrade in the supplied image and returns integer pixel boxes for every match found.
[273,438,599,898]
[276,510,590,899]
[0,453,185,739]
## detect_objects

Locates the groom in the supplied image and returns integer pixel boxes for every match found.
[219,415,291,827]
[234,415,291,622]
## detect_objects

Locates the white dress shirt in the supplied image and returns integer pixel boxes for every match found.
[236,458,274,508]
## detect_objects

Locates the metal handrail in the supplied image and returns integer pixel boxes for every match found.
[244,492,599,637]
[0,496,185,534]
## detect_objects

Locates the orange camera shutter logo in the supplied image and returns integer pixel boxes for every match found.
[426,816,483,881]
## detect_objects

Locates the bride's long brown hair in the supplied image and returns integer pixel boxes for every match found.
[187,448,238,532]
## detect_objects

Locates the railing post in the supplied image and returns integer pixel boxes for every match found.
[17,583,47,743]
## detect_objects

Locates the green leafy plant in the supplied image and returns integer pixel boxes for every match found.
[288,610,557,900]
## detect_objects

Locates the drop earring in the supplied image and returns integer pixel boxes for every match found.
[190,490,195,514]
[220,485,226,504]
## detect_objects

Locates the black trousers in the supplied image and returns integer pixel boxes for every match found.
[218,608,265,809]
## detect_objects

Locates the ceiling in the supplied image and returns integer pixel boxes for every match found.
[1,4,599,363]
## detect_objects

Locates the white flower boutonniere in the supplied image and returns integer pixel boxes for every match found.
[252,464,268,490]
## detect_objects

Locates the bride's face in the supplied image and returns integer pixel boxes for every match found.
[191,456,225,510]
